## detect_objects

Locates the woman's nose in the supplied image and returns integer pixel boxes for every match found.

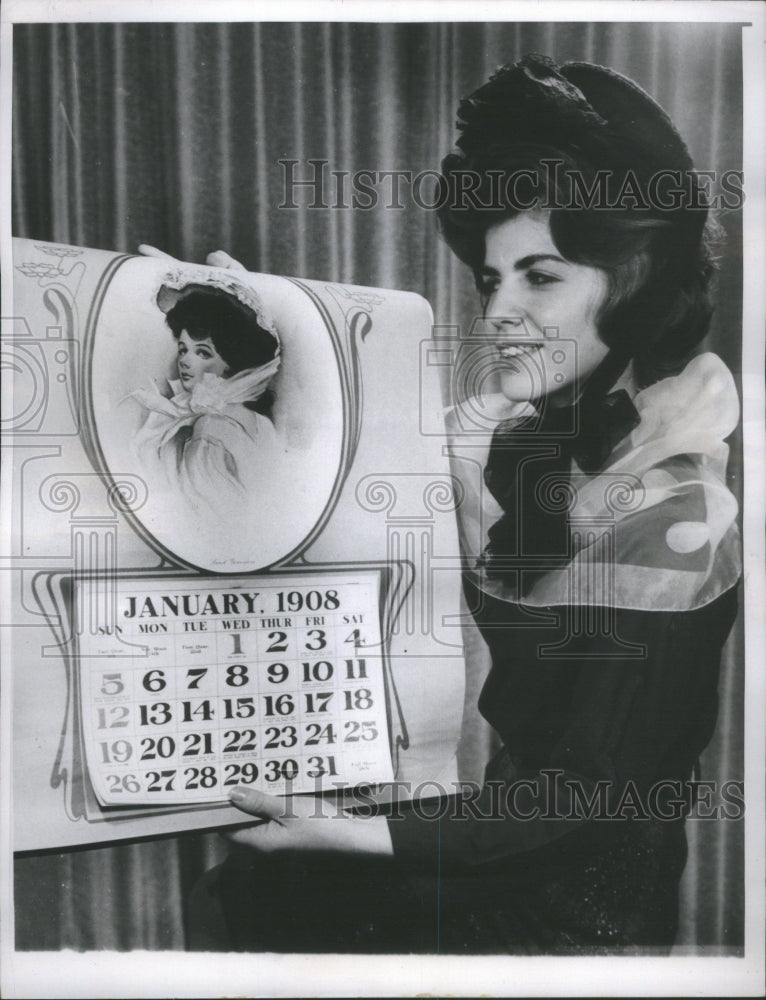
[485,287,527,332]
[490,314,525,333]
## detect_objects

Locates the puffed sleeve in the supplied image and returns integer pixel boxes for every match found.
[177,413,253,512]
[386,585,738,872]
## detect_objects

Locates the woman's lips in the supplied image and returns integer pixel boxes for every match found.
[495,342,544,374]
[496,342,543,360]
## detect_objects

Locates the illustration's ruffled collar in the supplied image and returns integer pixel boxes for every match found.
[129,357,280,449]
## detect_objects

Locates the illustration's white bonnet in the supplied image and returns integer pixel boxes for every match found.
[156,266,281,350]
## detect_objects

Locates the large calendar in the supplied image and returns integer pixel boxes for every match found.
[10,240,467,850]
[76,572,393,805]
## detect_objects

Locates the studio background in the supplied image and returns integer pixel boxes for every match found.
[11,19,744,952]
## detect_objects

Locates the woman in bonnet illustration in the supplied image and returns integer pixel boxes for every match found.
[130,270,281,517]
[197,55,742,954]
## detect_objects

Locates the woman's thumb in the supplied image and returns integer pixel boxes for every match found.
[228,786,286,820]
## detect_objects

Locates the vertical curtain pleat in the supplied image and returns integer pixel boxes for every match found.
[112,26,127,250]
[175,25,195,252]
[252,24,269,270]
[11,20,744,952]
[321,23,339,280]
[338,22,355,282]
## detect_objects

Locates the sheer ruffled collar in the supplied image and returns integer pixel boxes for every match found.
[133,357,279,414]
[464,352,742,612]
[129,358,280,450]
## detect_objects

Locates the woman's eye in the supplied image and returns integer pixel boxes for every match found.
[526,270,559,287]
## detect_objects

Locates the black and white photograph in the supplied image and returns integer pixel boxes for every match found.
[1,2,764,997]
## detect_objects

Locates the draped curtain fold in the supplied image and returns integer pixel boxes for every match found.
[12,19,744,952]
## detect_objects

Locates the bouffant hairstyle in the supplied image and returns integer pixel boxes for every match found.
[438,55,720,388]
[165,287,279,413]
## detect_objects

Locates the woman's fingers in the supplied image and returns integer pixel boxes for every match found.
[136,243,178,260]
[222,792,394,855]
[206,250,247,271]
[136,245,247,270]
[228,786,286,820]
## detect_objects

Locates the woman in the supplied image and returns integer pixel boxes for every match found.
[129,270,282,516]
[198,55,741,954]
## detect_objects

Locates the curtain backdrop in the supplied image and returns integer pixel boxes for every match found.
[12,19,744,952]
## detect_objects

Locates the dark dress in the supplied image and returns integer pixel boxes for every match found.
[188,582,737,954]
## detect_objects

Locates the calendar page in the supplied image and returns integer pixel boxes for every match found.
[76,572,393,805]
[11,241,467,850]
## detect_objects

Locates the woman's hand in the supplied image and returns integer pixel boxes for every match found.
[136,245,247,271]
[225,786,394,855]
[137,244,179,260]
[205,250,247,271]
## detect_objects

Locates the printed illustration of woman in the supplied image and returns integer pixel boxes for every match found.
[129,269,282,520]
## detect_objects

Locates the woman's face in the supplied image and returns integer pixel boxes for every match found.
[176,330,230,387]
[478,212,609,405]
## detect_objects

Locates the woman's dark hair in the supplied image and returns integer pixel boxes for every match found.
[438,56,721,388]
[164,287,279,414]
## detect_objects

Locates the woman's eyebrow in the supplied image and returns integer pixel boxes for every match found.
[514,253,566,270]
[479,254,567,274]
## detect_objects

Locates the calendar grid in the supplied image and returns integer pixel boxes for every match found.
[77,573,394,805]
